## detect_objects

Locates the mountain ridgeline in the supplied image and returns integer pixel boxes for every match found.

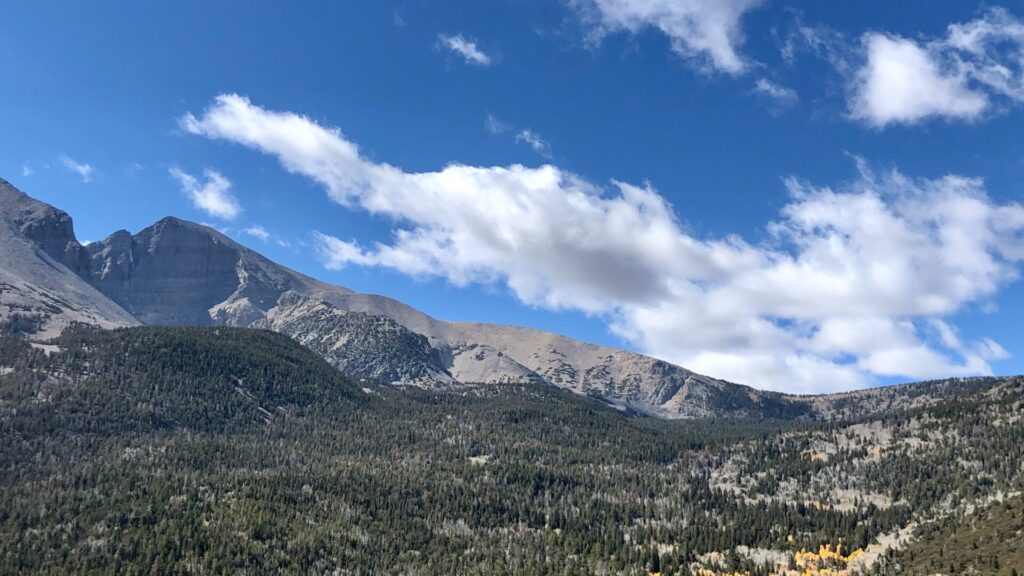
[1,177,821,418]
[1,177,1011,421]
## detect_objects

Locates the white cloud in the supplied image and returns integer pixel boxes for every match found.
[753,78,799,105]
[438,34,492,66]
[570,0,764,74]
[59,155,94,182]
[486,115,551,156]
[485,114,509,135]
[851,34,987,127]
[946,8,1024,102]
[850,8,1024,127]
[242,225,271,242]
[168,167,242,220]
[21,163,33,177]
[515,129,551,156]
[181,94,1024,393]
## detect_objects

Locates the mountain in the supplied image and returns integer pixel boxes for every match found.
[78,197,796,417]
[0,178,795,416]
[0,178,991,420]
[0,178,137,339]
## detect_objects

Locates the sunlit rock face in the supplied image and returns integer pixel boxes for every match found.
[0,178,137,339]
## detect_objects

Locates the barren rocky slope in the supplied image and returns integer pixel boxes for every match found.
[0,178,137,339]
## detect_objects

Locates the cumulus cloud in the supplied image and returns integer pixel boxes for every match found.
[59,155,94,182]
[851,34,988,126]
[438,34,492,66]
[181,94,1024,393]
[850,8,1024,127]
[168,167,242,220]
[570,0,764,74]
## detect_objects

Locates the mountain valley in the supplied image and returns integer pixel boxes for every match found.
[3,178,1024,575]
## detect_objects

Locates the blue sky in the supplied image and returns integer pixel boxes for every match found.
[2,1,1024,393]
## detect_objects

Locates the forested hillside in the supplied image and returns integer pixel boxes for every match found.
[1,324,1022,575]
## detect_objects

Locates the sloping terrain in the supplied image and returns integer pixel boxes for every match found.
[0,178,138,339]
[693,374,1024,574]
[884,494,1024,575]
[1,324,1022,574]
[260,293,455,386]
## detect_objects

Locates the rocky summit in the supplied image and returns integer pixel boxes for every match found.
[0,178,138,339]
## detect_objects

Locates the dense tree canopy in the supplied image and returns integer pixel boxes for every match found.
[0,325,1021,575]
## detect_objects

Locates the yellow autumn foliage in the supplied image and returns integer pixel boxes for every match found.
[691,542,866,576]
[785,542,865,576]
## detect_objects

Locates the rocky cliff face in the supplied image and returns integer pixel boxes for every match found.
[87,218,288,325]
[260,293,455,387]
[0,178,138,338]
[80,216,454,387]
[1,179,91,276]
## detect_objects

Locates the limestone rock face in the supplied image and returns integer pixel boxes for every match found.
[87,218,283,325]
[261,293,455,387]
[1,179,90,275]
[0,178,138,338]
[83,218,455,386]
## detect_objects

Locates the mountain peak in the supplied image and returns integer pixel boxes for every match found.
[147,215,239,246]
[0,179,137,337]
[0,178,90,275]
[0,176,23,196]
[87,215,275,325]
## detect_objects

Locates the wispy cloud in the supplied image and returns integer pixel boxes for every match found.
[21,163,33,177]
[752,78,799,105]
[242,225,271,242]
[438,34,492,66]
[168,167,242,220]
[486,114,552,157]
[569,0,764,75]
[59,155,94,182]
[515,129,551,156]
[850,33,988,127]
[485,114,509,135]
[182,94,1024,393]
